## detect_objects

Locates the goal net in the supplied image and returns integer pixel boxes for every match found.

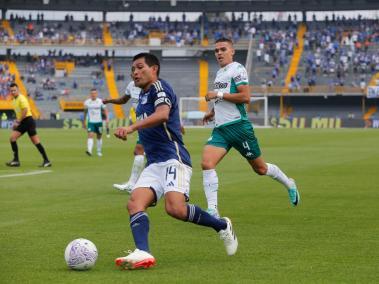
[179,96,268,127]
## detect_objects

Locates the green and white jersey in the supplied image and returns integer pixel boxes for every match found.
[125,81,141,109]
[213,61,249,127]
[84,98,105,123]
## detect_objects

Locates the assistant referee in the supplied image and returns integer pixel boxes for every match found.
[6,83,51,167]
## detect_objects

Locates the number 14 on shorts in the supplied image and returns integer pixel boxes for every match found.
[166,166,177,187]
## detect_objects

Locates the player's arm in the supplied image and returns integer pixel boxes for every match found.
[103,95,130,105]
[13,108,28,129]
[203,107,215,124]
[101,107,108,121]
[205,84,250,104]
[83,109,88,128]
[114,105,169,140]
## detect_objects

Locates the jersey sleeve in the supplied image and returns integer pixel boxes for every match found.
[233,64,249,86]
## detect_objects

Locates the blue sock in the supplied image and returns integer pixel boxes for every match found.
[130,212,150,252]
[186,204,227,232]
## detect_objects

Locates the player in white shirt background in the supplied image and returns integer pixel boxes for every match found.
[83,88,107,157]
[103,80,145,192]
[202,38,300,218]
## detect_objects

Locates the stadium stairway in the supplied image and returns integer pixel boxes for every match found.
[368,72,379,89]
[364,72,379,119]
[283,23,307,93]
[1,20,17,44]
[4,61,41,119]
[364,106,377,120]
[103,61,125,119]
[199,59,208,112]
[103,23,113,46]
[280,23,307,116]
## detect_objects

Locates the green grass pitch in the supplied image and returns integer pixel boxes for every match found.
[0,128,378,283]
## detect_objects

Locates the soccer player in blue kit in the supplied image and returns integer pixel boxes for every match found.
[113,53,238,270]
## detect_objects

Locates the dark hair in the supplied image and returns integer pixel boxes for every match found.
[133,53,160,76]
[9,82,18,88]
[215,38,234,45]
[90,88,97,92]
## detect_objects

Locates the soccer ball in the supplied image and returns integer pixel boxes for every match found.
[64,238,98,270]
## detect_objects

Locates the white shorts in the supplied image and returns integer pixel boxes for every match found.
[133,159,192,204]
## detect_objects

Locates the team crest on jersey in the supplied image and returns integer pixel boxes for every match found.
[140,95,148,104]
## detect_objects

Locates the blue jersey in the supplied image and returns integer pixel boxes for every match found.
[136,79,191,167]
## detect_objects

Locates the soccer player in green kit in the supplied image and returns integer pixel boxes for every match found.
[201,38,300,218]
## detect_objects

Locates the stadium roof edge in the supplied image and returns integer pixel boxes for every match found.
[1,0,379,13]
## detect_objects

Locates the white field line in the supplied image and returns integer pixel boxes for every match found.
[0,170,52,178]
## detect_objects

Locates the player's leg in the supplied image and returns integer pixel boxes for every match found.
[165,191,227,230]
[104,120,110,138]
[248,157,299,206]
[6,130,22,166]
[163,161,238,256]
[115,187,156,270]
[231,121,299,206]
[27,119,51,167]
[130,143,145,183]
[113,142,145,192]
[86,126,94,156]
[96,124,103,156]
[201,128,230,217]
[115,164,160,269]
[30,134,51,167]
[127,188,155,252]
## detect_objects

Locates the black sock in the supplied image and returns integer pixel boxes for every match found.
[11,141,19,161]
[35,143,49,161]
[106,127,110,135]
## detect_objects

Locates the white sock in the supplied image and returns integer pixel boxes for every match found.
[128,155,145,185]
[266,163,293,189]
[203,169,219,210]
[87,138,94,153]
[97,138,102,153]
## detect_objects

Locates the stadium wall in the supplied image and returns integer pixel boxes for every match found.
[1,118,378,129]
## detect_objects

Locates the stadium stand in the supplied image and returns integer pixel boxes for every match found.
[0,8,378,125]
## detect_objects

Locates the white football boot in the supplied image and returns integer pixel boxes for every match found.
[113,181,134,193]
[115,249,156,270]
[219,217,238,256]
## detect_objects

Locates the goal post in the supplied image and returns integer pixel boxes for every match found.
[179,96,269,127]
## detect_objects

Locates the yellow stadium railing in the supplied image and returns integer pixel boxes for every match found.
[103,61,125,119]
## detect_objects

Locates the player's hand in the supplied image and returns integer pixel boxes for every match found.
[114,127,128,140]
[205,91,217,102]
[114,126,134,141]
[12,121,19,130]
[102,98,110,104]
[202,111,215,124]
